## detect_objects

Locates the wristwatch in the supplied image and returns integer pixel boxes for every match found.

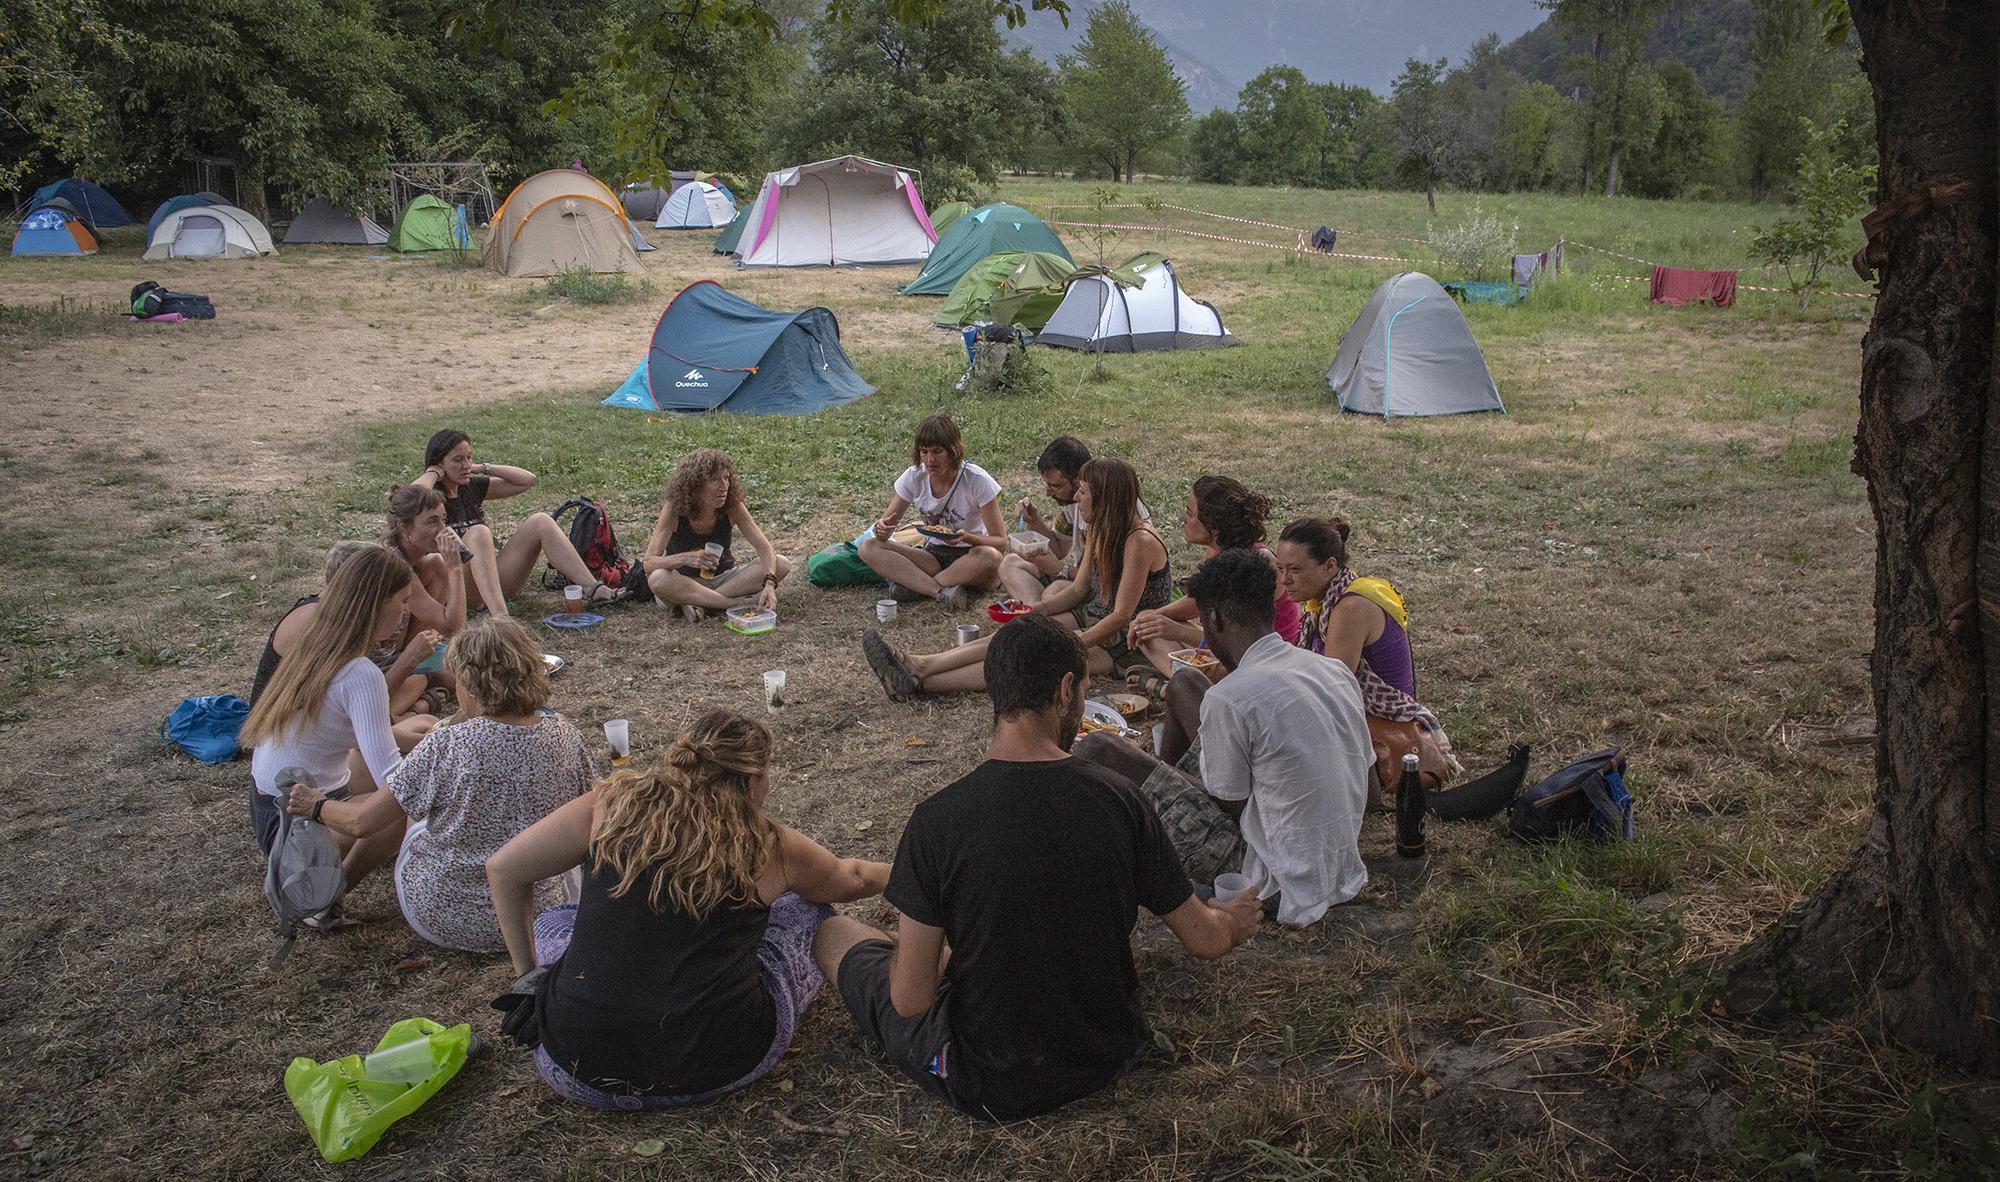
[310,798,326,822]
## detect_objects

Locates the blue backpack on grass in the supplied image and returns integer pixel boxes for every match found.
[160,694,250,764]
[1507,747,1634,842]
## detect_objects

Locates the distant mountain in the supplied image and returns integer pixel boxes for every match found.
[1501,0,1757,102]
[1006,2,1239,113]
[1009,0,1548,109]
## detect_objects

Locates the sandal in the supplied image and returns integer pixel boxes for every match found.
[863,628,919,703]
[417,686,454,717]
[1126,666,1170,711]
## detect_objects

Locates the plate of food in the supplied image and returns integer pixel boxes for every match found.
[913,523,962,543]
[543,612,605,630]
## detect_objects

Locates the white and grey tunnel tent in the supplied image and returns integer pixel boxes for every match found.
[143,203,277,260]
[1327,272,1504,417]
[735,155,935,267]
[1035,253,1238,352]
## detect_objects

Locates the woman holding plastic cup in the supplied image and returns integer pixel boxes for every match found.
[635,449,790,624]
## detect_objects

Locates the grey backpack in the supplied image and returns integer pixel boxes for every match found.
[264,767,346,969]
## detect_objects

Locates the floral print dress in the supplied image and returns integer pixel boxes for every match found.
[388,716,595,951]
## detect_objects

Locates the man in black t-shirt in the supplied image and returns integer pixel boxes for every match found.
[814,614,1262,1122]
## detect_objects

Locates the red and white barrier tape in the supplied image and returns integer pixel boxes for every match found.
[1046,220,1408,263]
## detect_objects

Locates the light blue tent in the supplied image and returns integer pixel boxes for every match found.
[11,206,97,256]
[605,280,874,416]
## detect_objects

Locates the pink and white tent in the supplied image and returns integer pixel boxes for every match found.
[735,156,935,268]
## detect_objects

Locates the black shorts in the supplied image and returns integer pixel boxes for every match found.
[924,542,972,569]
[836,940,973,1112]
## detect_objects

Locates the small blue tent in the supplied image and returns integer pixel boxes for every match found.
[11,206,97,256]
[604,280,875,416]
[146,193,227,242]
[28,179,135,228]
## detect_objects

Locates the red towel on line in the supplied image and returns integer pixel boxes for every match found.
[1650,265,1738,308]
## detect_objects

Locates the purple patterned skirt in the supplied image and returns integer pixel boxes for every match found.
[530,891,834,1110]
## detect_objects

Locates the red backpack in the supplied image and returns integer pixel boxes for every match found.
[546,498,631,590]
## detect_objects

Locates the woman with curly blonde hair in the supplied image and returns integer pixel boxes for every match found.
[633,449,790,622]
[486,709,888,1108]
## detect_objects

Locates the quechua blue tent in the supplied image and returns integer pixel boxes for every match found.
[604,280,875,415]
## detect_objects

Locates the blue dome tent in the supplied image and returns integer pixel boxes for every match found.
[27,179,135,229]
[604,281,875,416]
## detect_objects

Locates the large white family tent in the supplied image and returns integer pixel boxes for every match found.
[734,156,934,268]
[143,203,277,259]
[1036,253,1238,352]
[1326,272,1504,417]
[484,169,644,278]
[282,199,388,246]
[655,182,735,229]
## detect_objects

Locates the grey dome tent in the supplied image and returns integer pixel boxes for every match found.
[282,199,389,245]
[1327,272,1504,417]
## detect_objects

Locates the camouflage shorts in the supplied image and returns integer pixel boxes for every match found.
[1135,741,1243,886]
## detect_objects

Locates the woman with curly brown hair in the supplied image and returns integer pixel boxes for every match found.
[485,709,889,1109]
[633,449,790,623]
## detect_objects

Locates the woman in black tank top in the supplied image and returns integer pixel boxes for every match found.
[486,710,889,1108]
[636,449,793,621]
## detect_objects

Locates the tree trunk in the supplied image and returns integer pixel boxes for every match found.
[1602,142,1622,198]
[1722,0,2000,1071]
[1425,174,1436,215]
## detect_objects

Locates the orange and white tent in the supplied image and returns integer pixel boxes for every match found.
[483,169,644,278]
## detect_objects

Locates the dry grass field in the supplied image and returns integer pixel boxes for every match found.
[2,180,1990,1179]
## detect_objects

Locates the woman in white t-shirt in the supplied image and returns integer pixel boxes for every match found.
[856,413,1006,604]
[242,545,434,892]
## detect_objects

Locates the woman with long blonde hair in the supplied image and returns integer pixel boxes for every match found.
[486,709,888,1108]
[862,457,1171,698]
[632,449,790,622]
[281,616,593,951]
[243,546,436,894]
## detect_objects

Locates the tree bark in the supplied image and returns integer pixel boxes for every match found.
[1723,0,2000,1071]
[1425,174,1436,215]
[1602,142,1622,198]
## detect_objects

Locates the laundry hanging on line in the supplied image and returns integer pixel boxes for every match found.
[1649,264,1738,308]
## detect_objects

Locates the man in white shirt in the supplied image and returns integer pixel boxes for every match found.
[1075,550,1372,924]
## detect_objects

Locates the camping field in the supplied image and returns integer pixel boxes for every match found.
[3,178,1980,1179]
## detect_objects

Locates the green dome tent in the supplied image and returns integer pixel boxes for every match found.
[934,251,1079,329]
[388,195,471,252]
[901,203,1070,296]
[929,201,972,235]
[712,206,750,255]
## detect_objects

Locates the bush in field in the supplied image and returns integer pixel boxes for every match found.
[1750,119,1875,311]
[538,268,651,306]
[1429,207,1518,281]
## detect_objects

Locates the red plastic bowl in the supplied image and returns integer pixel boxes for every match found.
[988,600,1033,624]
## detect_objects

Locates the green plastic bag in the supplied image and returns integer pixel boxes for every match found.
[283,1017,471,1163]
[807,540,879,588]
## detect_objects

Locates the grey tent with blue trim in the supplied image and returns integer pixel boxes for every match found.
[1327,272,1503,417]
[603,280,874,415]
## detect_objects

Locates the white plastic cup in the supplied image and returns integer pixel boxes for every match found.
[362,1035,437,1084]
[763,669,786,712]
[563,584,584,612]
[603,718,630,756]
[876,598,898,623]
[702,542,725,576]
[1213,872,1253,903]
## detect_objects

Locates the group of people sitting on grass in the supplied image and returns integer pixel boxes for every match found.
[238,411,1453,1122]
